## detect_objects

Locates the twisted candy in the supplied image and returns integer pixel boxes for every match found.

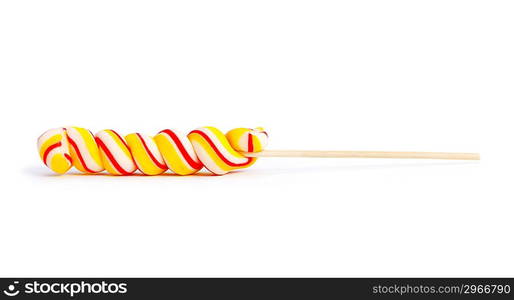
[37,127,268,175]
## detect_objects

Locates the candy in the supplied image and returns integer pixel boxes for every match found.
[37,127,268,176]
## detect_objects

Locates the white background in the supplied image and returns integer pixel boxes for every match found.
[0,1,513,277]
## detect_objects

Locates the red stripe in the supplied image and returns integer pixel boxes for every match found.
[67,136,97,173]
[95,137,132,175]
[159,130,203,169]
[247,134,254,152]
[42,142,62,166]
[136,133,167,170]
[189,130,252,167]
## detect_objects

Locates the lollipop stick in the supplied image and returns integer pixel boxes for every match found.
[242,150,480,160]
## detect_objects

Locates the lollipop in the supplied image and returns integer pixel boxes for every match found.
[38,126,479,176]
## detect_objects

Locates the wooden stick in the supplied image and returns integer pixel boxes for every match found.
[241,150,480,160]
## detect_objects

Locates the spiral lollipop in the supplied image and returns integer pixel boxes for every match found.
[38,126,268,175]
[38,126,479,176]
